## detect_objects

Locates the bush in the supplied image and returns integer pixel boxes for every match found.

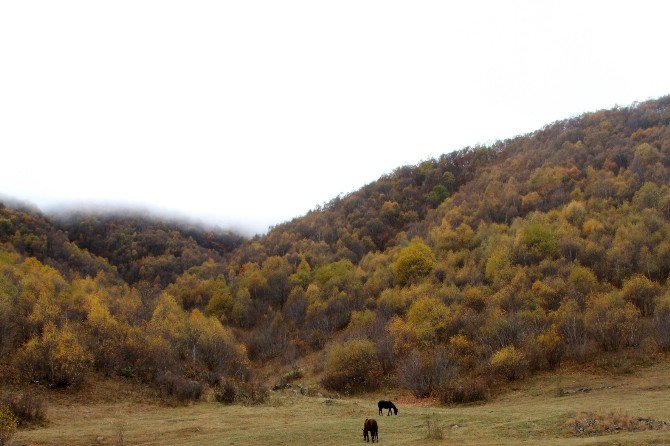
[438,376,489,404]
[1,392,46,426]
[425,417,444,439]
[392,238,436,287]
[406,297,452,346]
[585,293,641,351]
[214,379,268,405]
[187,310,250,378]
[121,330,177,382]
[272,368,304,390]
[566,410,669,435]
[490,345,527,380]
[156,372,203,403]
[235,381,269,405]
[321,339,382,394]
[654,292,670,349]
[620,275,662,317]
[526,328,565,370]
[120,366,136,379]
[15,322,93,387]
[214,379,237,404]
[396,348,455,398]
[0,405,17,446]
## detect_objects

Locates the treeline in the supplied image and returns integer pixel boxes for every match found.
[55,212,245,288]
[0,248,250,397]
[2,96,670,403]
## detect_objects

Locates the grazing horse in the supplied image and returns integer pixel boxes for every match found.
[378,400,398,416]
[363,418,378,443]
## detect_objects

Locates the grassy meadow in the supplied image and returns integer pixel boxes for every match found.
[10,358,670,446]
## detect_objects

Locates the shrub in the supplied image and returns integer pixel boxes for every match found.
[235,381,269,405]
[490,345,527,380]
[566,410,669,435]
[519,223,557,262]
[121,330,177,381]
[120,366,136,380]
[654,292,670,349]
[0,405,17,446]
[438,376,489,404]
[425,417,444,439]
[283,368,303,381]
[156,372,203,403]
[15,322,93,387]
[214,379,237,404]
[585,293,641,351]
[213,379,268,405]
[620,275,662,317]
[272,368,304,390]
[396,348,455,398]
[526,328,564,370]
[406,297,452,346]
[321,339,382,393]
[1,392,46,426]
[392,238,436,287]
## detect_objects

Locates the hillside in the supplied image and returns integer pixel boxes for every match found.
[1,95,670,419]
[55,211,245,288]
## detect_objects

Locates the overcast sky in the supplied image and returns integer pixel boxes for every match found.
[1,1,669,235]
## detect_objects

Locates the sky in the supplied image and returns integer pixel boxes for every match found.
[1,1,670,235]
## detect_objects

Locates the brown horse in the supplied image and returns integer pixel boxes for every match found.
[363,418,378,442]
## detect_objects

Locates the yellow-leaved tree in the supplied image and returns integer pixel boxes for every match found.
[392,237,435,287]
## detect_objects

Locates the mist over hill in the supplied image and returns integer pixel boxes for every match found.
[2,95,670,404]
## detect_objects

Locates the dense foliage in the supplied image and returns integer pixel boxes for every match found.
[56,212,244,287]
[2,96,670,402]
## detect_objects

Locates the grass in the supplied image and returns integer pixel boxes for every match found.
[11,359,670,445]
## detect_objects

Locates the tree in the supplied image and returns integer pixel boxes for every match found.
[396,347,456,397]
[186,310,248,378]
[15,322,93,387]
[0,405,17,446]
[620,274,662,317]
[653,292,670,350]
[406,296,452,346]
[490,345,526,380]
[428,185,450,205]
[321,339,381,393]
[564,201,586,227]
[392,238,436,287]
[585,293,641,351]
[289,255,313,289]
[518,223,557,262]
[314,259,356,291]
[204,276,234,321]
[568,265,598,300]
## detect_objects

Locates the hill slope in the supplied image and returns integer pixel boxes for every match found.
[2,96,670,407]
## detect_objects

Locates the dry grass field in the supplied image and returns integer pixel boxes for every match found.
[11,359,670,446]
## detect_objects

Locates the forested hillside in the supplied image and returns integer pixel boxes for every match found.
[55,212,245,287]
[2,96,670,405]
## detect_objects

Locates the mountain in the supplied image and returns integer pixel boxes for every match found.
[2,95,670,404]
[54,211,245,288]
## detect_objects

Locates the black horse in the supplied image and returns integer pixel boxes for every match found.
[363,418,378,442]
[378,400,398,416]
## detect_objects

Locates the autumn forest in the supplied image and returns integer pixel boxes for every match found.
[2,96,670,411]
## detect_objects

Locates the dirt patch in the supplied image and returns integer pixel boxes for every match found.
[566,411,670,436]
